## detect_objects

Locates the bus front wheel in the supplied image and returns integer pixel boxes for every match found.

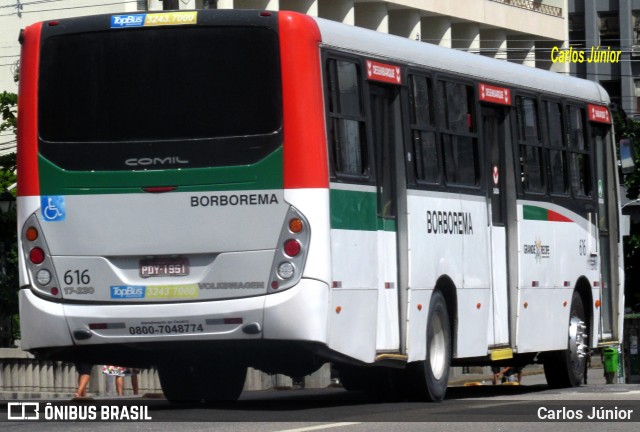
[408,290,451,402]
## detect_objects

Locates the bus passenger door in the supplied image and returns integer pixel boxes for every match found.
[369,84,406,353]
[482,106,511,347]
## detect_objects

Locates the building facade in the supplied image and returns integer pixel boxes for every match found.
[569,0,640,119]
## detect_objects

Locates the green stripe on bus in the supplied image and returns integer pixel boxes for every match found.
[522,205,548,221]
[523,204,573,223]
[38,147,284,195]
[330,188,396,232]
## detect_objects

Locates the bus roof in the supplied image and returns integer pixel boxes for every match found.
[313,17,608,106]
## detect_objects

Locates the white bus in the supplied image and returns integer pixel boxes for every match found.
[17,9,628,402]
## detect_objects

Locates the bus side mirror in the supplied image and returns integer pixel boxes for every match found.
[620,138,636,175]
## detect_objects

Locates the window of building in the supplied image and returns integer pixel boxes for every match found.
[409,74,438,183]
[635,79,640,116]
[516,96,544,193]
[599,12,620,49]
[438,80,478,186]
[569,13,586,50]
[326,59,368,177]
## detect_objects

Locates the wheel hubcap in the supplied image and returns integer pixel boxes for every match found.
[569,315,588,369]
[429,312,446,380]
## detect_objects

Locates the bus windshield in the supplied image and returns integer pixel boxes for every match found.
[38,26,282,170]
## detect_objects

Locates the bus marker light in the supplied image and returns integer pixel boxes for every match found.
[595,300,601,308]
[284,239,301,257]
[26,227,38,241]
[89,323,108,330]
[289,218,303,233]
[50,287,59,296]
[476,303,481,309]
[332,281,342,288]
[29,247,45,264]
[563,301,568,307]
[335,306,342,314]
[260,11,272,17]
[523,302,529,309]
[417,304,422,311]
[271,281,279,289]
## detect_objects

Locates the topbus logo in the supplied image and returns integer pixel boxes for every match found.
[111,14,145,28]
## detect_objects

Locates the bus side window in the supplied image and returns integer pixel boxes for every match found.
[516,96,545,193]
[326,59,368,178]
[409,74,438,184]
[544,101,568,195]
[438,80,478,186]
[566,106,592,198]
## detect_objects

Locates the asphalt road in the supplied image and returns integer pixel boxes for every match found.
[1,367,639,431]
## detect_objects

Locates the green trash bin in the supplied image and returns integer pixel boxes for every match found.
[603,347,618,384]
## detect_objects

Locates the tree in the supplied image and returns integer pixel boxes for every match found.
[614,113,640,311]
[0,91,18,344]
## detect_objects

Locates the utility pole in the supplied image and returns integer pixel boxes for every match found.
[162,0,179,10]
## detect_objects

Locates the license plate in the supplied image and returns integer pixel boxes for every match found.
[140,257,189,278]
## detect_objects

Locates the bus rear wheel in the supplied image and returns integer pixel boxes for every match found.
[543,291,588,388]
[158,361,201,403]
[408,290,451,402]
[158,360,247,403]
[338,365,403,400]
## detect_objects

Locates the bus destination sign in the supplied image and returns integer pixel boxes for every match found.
[479,83,511,106]
[366,60,402,85]
[588,104,611,124]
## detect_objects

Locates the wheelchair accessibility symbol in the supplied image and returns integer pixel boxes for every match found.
[41,196,66,222]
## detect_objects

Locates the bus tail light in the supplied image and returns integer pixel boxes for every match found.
[269,206,310,292]
[21,214,62,300]
[284,239,301,257]
[29,247,45,264]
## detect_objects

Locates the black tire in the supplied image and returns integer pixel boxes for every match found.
[407,290,451,402]
[158,360,247,403]
[200,362,247,403]
[338,365,403,400]
[158,362,202,404]
[543,291,588,388]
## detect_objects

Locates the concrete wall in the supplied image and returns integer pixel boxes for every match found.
[0,348,331,398]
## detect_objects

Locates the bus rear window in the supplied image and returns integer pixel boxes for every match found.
[38,26,282,170]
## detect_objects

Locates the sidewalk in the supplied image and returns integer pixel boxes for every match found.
[448,364,608,387]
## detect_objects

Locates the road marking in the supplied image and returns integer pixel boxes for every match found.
[273,422,361,432]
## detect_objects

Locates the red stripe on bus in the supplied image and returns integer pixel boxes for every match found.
[546,209,573,223]
[17,22,43,197]
[279,12,329,189]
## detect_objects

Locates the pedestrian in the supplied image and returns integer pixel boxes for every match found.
[74,362,93,398]
[493,366,523,384]
[102,365,140,396]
